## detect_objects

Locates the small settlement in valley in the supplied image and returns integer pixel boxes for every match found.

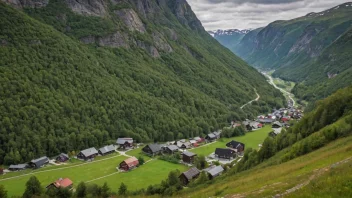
[0,106,303,194]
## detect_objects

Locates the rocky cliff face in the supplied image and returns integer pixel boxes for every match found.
[115,9,146,33]
[2,0,48,8]
[64,0,107,17]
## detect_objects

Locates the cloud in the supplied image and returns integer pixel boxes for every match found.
[187,0,348,30]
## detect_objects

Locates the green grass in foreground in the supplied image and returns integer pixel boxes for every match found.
[126,147,151,160]
[191,125,273,156]
[182,135,352,198]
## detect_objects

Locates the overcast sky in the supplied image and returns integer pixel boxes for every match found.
[187,0,348,30]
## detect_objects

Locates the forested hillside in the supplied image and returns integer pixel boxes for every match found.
[232,2,352,74]
[0,0,285,165]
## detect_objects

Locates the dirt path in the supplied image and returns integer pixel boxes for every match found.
[240,89,260,109]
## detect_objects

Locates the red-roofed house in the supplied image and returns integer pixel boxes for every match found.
[46,178,73,189]
[119,157,139,171]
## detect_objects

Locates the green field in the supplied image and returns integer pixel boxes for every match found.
[126,146,151,160]
[191,125,273,156]
[0,150,187,197]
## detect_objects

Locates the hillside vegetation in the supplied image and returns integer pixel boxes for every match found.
[0,0,285,165]
[179,85,352,197]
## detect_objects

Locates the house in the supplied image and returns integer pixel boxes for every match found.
[46,178,73,189]
[56,153,69,163]
[258,118,274,124]
[77,147,98,160]
[8,164,27,171]
[116,138,134,149]
[215,148,234,159]
[182,150,197,164]
[163,145,179,154]
[273,128,282,135]
[226,140,245,153]
[272,121,283,128]
[189,140,197,144]
[281,116,290,122]
[213,131,221,139]
[98,145,115,156]
[179,167,200,185]
[179,142,191,149]
[205,133,216,142]
[119,157,139,171]
[142,144,162,156]
[29,156,49,169]
[206,165,224,179]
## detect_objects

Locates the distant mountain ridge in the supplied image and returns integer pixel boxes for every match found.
[207,29,252,52]
[208,29,252,37]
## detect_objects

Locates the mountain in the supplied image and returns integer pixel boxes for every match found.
[207,29,251,52]
[232,2,352,73]
[0,0,285,164]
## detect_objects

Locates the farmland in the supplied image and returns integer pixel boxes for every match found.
[191,125,273,156]
[0,126,273,197]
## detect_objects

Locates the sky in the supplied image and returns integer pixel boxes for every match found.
[187,0,348,30]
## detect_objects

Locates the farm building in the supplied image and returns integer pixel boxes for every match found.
[98,145,115,156]
[119,157,139,171]
[258,118,275,124]
[56,153,69,163]
[8,164,27,171]
[205,165,224,179]
[77,147,98,160]
[142,144,162,156]
[46,178,73,189]
[178,142,191,149]
[193,137,204,143]
[163,145,179,154]
[116,138,134,149]
[205,133,216,142]
[272,121,283,128]
[179,167,200,185]
[29,156,49,169]
[226,140,245,153]
[215,148,234,159]
[182,150,197,164]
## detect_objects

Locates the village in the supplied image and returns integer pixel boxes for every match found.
[0,105,303,194]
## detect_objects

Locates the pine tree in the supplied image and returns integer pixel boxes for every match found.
[0,185,7,198]
[75,182,87,198]
[23,176,42,198]
[118,182,127,196]
[101,182,110,198]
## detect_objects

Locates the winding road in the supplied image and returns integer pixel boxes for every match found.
[263,72,296,107]
[240,89,260,109]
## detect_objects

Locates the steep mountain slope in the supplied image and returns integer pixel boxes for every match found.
[232,2,352,73]
[207,29,251,52]
[0,1,285,165]
[179,85,352,197]
[291,27,352,106]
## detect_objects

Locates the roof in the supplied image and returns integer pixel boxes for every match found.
[207,166,224,177]
[30,156,49,167]
[116,138,133,144]
[258,118,274,123]
[182,150,196,157]
[53,178,73,188]
[206,133,216,139]
[9,164,27,169]
[59,153,69,158]
[193,137,201,141]
[215,148,234,156]
[167,145,179,151]
[273,121,283,126]
[123,157,139,166]
[147,144,162,153]
[189,140,197,144]
[213,131,221,136]
[227,140,245,149]
[181,167,200,180]
[99,145,115,154]
[80,147,98,157]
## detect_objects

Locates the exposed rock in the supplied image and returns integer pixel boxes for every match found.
[1,0,48,9]
[64,0,107,17]
[80,35,96,44]
[98,32,129,48]
[152,32,173,53]
[115,9,146,33]
[136,40,160,58]
[80,32,129,48]
[134,0,157,18]
[166,29,178,41]
[170,0,204,31]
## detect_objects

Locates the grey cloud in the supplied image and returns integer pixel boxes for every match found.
[187,0,348,30]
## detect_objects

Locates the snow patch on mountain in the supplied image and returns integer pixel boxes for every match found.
[208,29,252,37]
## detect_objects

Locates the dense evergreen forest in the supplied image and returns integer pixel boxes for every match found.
[0,1,285,165]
